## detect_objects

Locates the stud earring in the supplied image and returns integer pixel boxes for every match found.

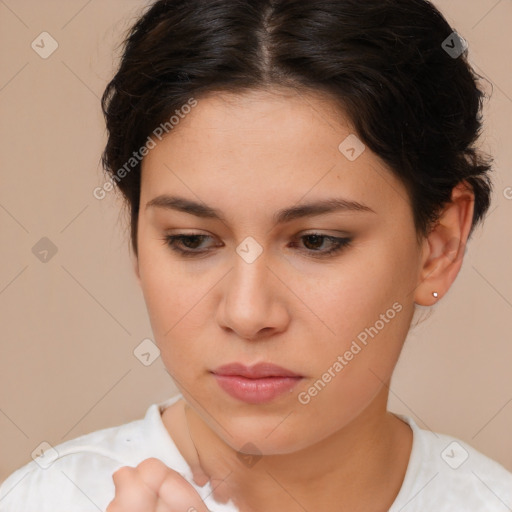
[432,292,439,298]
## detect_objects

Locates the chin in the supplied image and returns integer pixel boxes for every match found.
[217,417,314,456]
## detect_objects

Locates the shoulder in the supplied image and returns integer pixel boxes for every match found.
[391,414,512,512]
[0,399,183,512]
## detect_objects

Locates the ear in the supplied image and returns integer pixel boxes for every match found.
[414,181,475,306]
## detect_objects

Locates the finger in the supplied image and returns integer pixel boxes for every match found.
[108,465,157,512]
[138,457,208,490]
[135,458,176,495]
[207,476,233,505]
[153,499,211,512]
[155,467,211,512]
[136,458,210,512]
[191,468,210,487]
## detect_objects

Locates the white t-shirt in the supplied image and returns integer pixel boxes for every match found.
[1,393,511,511]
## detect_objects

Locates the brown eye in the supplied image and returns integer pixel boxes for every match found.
[290,233,352,258]
[162,232,352,259]
[163,234,216,257]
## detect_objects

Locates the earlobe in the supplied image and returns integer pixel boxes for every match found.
[413,181,474,306]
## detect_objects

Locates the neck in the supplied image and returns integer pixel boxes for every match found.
[184,388,412,512]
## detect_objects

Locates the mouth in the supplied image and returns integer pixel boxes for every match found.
[211,361,302,379]
[210,362,303,404]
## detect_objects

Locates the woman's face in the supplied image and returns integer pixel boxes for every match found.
[135,88,424,454]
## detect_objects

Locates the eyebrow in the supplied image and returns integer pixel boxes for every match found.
[145,194,376,225]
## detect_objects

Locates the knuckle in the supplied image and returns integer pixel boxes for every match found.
[111,459,207,508]
[137,457,167,472]
[111,465,139,490]
[112,465,133,479]
[105,502,120,512]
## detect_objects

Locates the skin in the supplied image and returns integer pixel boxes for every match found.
[110,86,474,512]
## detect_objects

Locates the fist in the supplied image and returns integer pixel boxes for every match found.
[106,457,210,512]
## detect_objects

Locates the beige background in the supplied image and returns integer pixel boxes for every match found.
[0,0,511,484]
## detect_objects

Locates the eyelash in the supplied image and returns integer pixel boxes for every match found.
[161,233,352,259]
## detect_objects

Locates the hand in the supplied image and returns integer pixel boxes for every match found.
[106,457,211,512]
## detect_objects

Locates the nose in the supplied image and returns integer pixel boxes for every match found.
[216,250,290,341]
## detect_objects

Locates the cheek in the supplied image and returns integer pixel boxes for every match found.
[137,241,222,378]
[295,242,415,394]
[304,247,406,341]
[137,242,194,340]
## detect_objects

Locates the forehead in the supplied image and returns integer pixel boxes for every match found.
[143,87,353,163]
[167,87,352,143]
[140,88,410,222]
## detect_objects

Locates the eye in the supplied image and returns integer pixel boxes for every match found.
[289,233,352,258]
[161,232,352,258]
[162,233,216,258]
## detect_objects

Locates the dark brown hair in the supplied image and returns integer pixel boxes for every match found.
[101,0,493,257]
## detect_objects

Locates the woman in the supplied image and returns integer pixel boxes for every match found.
[1,0,511,511]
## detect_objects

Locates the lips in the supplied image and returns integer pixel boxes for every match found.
[211,362,303,403]
[211,362,302,379]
